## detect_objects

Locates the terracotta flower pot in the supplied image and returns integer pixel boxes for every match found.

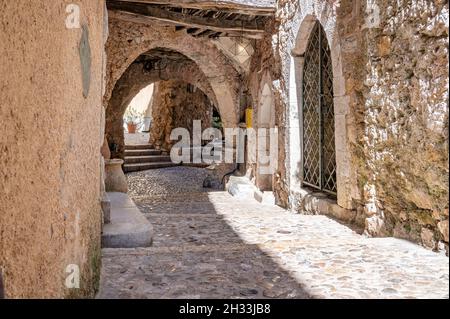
[104,159,128,193]
[127,123,137,134]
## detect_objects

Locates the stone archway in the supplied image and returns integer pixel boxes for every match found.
[106,49,218,158]
[256,82,275,191]
[289,12,356,210]
[105,19,241,129]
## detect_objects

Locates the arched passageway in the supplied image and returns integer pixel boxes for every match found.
[106,48,218,158]
[105,19,241,130]
[2,0,448,300]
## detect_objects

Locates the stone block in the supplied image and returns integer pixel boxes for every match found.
[102,192,154,248]
[101,193,111,224]
[227,176,258,201]
[330,203,357,223]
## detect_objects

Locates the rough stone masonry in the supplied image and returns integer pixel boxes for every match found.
[245,0,448,253]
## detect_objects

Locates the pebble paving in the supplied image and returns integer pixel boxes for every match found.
[98,166,449,299]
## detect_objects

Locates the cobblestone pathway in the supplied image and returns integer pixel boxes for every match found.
[98,167,449,299]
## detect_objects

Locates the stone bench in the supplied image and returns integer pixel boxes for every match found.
[101,192,153,248]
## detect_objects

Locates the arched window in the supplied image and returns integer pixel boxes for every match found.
[302,21,336,194]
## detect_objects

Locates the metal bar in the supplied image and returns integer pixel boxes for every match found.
[323,188,337,196]
[318,21,324,191]
[302,181,322,191]
[303,181,336,196]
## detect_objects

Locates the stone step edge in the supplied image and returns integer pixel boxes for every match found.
[124,150,162,154]
[124,156,172,164]
[124,162,178,167]
[124,144,153,150]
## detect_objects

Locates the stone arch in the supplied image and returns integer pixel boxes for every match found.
[106,51,217,158]
[256,76,276,191]
[289,9,355,210]
[105,19,241,129]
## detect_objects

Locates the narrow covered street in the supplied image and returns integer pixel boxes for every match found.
[98,166,448,299]
[1,0,448,301]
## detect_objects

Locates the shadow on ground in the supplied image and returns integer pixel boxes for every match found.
[99,167,311,299]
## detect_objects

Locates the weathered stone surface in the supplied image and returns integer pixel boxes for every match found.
[101,192,153,248]
[0,1,106,298]
[149,80,213,151]
[438,220,449,243]
[359,0,449,249]
[245,0,449,251]
[254,190,276,205]
[226,175,258,200]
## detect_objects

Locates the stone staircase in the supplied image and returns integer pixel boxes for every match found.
[123,144,177,173]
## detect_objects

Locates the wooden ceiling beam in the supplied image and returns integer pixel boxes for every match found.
[108,1,266,32]
[107,7,266,39]
[106,0,276,16]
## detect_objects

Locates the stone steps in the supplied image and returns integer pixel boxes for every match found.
[124,144,154,150]
[124,155,172,164]
[124,149,162,156]
[124,144,175,172]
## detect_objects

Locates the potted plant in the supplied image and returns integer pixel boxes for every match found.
[124,107,144,134]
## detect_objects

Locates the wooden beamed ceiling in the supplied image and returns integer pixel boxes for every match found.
[106,0,275,39]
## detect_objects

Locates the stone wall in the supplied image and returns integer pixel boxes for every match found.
[149,80,213,151]
[247,0,448,252]
[0,1,106,297]
[360,0,449,252]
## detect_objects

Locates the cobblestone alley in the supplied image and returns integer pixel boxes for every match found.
[98,167,449,299]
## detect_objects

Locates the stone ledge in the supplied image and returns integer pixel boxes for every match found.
[226,175,258,200]
[102,192,154,248]
[290,187,365,231]
[254,189,276,205]
[101,193,111,224]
